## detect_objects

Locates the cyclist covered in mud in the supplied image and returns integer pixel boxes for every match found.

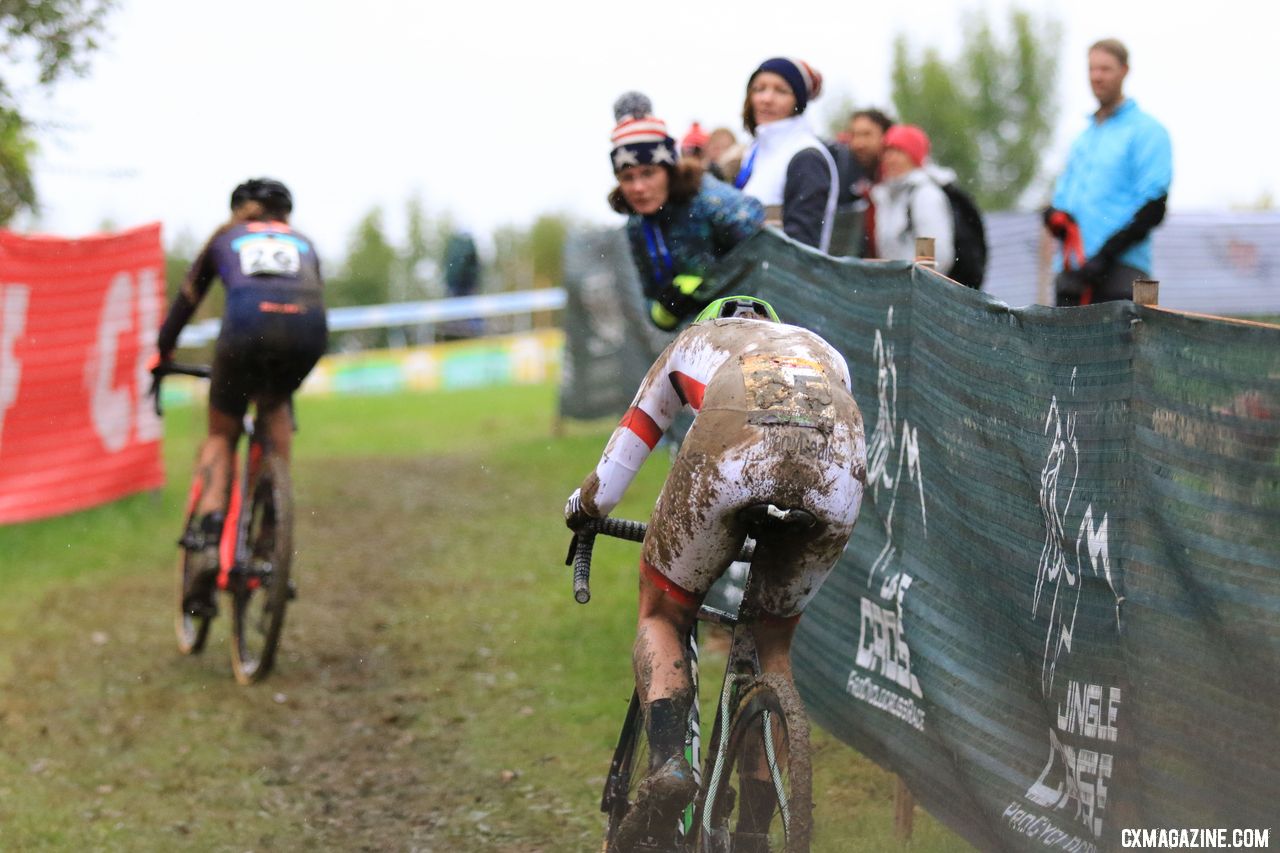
[155,178,328,617]
[564,295,866,848]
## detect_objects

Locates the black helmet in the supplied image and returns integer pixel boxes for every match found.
[230,178,293,214]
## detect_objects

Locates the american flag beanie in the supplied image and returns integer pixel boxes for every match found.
[610,116,678,174]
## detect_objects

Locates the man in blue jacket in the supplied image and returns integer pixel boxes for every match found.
[1045,39,1172,306]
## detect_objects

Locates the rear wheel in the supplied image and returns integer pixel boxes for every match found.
[229,453,293,684]
[696,673,812,853]
[174,519,213,655]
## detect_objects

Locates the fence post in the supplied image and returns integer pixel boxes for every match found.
[1133,279,1160,306]
[914,237,936,269]
[895,777,915,840]
[1038,228,1056,306]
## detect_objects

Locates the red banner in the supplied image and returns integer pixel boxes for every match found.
[0,224,166,524]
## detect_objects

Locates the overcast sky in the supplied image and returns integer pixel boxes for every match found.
[14,0,1279,260]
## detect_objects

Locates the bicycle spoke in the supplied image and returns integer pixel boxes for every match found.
[695,674,811,852]
[762,709,791,837]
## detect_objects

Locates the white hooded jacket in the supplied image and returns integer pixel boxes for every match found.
[870,164,956,275]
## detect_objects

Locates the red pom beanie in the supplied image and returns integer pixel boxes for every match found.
[883,124,930,167]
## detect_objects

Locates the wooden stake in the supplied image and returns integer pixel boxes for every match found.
[914,237,936,268]
[1037,228,1056,307]
[1133,279,1159,306]
[894,776,915,840]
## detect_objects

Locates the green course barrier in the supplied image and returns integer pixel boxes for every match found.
[563,227,1279,851]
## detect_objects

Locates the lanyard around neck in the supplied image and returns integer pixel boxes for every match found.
[734,145,759,190]
[641,220,674,286]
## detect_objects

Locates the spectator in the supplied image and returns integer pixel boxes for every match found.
[680,122,710,162]
[1045,38,1172,306]
[443,231,480,298]
[734,57,840,252]
[704,126,744,183]
[868,124,955,275]
[847,108,893,179]
[608,96,765,330]
[847,108,894,256]
[441,230,482,339]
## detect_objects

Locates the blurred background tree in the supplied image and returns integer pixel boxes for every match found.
[491,213,572,293]
[329,208,396,308]
[527,214,569,289]
[397,193,455,302]
[0,0,117,224]
[892,6,1061,211]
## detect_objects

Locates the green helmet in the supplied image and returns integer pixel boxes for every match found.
[694,295,780,324]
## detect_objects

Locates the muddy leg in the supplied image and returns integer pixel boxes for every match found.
[195,407,241,518]
[634,568,699,767]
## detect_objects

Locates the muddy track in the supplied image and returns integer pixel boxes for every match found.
[0,443,953,851]
[0,453,543,852]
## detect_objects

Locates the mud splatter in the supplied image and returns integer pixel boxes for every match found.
[579,470,602,516]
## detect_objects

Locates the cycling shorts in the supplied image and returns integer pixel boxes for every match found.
[641,408,864,618]
[209,291,327,418]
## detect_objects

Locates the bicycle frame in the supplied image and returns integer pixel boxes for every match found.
[155,364,276,593]
[177,414,269,592]
[593,556,765,850]
[224,420,270,591]
[576,517,804,851]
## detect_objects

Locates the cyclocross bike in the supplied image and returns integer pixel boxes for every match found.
[566,506,816,852]
[150,363,295,685]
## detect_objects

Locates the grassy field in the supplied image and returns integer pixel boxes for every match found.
[0,383,971,851]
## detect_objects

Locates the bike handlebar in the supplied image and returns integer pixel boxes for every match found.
[148,362,212,416]
[565,516,753,605]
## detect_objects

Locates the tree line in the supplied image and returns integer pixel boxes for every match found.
[5,3,1062,304]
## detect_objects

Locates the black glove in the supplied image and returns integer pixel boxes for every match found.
[1078,253,1113,284]
[1054,269,1089,300]
[563,488,596,532]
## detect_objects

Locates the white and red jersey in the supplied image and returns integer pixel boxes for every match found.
[582,318,855,516]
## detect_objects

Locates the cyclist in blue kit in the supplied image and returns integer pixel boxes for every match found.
[155,178,327,617]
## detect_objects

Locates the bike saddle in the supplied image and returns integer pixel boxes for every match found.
[739,503,817,530]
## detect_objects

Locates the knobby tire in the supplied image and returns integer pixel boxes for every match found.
[174,521,213,655]
[602,693,658,851]
[229,453,293,685]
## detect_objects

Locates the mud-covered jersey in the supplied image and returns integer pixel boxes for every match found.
[157,220,324,355]
[581,319,858,517]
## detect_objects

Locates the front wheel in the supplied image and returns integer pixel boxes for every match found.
[695,673,812,853]
[229,453,293,684]
[602,693,659,850]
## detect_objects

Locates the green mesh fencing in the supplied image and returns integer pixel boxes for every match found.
[560,227,1279,851]
[710,229,1278,851]
[559,229,676,421]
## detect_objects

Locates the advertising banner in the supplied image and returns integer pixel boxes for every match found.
[0,224,165,524]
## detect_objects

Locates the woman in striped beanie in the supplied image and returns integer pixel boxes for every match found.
[735,57,841,253]
[608,93,765,330]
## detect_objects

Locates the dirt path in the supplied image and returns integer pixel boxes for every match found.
[0,454,536,851]
[0,439,956,851]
